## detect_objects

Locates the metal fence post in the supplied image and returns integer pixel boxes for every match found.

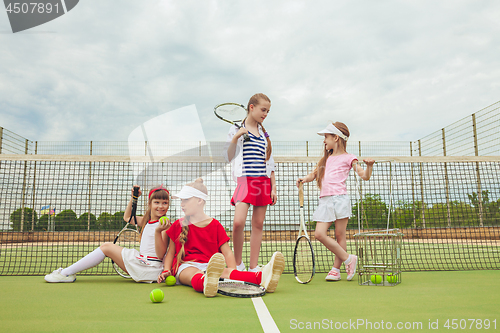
[442,129,451,227]
[418,140,425,228]
[472,114,484,227]
[410,141,416,228]
[31,141,38,231]
[358,141,364,229]
[88,141,93,230]
[20,139,29,232]
[0,127,3,154]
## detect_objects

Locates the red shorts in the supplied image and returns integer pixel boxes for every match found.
[231,177,273,206]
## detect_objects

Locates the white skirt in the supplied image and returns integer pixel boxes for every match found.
[312,194,352,222]
[122,248,163,283]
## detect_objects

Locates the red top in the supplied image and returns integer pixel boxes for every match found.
[166,218,230,275]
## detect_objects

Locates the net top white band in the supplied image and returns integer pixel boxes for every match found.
[317,123,349,141]
[172,186,208,201]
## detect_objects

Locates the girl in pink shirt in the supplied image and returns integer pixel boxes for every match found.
[297,122,374,281]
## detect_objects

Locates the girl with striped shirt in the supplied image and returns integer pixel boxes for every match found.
[224,93,276,272]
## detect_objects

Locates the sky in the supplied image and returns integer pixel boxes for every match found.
[1,0,499,145]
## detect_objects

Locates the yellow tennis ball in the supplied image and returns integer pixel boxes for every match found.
[387,274,398,283]
[165,275,176,286]
[159,216,169,225]
[370,274,382,284]
[150,288,164,303]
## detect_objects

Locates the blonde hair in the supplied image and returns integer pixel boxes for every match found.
[246,93,272,161]
[314,122,350,190]
[174,178,206,271]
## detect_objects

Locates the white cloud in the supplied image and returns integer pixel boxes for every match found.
[0,0,499,145]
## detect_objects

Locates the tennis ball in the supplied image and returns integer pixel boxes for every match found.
[387,274,398,283]
[150,288,164,303]
[159,216,169,226]
[165,275,176,286]
[370,274,382,284]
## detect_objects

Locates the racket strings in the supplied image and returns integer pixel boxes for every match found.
[215,105,247,122]
[294,238,314,282]
[218,282,263,294]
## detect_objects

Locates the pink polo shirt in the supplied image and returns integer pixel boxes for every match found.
[319,153,358,197]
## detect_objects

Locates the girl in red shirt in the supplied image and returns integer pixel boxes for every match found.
[156,178,285,297]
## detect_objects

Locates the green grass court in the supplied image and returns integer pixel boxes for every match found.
[1,270,498,332]
[1,240,499,275]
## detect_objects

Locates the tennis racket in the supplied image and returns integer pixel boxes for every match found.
[214,103,250,142]
[217,278,266,298]
[293,182,315,284]
[112,186,141,278]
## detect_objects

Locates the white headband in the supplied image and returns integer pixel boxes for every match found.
[172,186,208,201]
[317,123,349,141]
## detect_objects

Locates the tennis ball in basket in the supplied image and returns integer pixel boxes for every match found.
[370,274,382,284]
[387,274,398,283]
[150,288,164,303]
[159,216,169,225]
[165,275,176,286]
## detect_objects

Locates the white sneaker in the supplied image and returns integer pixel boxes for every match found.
[345,255,358,281]
[236,261,246,271]
[203,253,225,297]
[325,269,341,281]
[44,268,76,283]
[260,252,285,293]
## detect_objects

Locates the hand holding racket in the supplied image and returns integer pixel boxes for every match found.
[113,186,141,278]
[293,182,316,284]
[214,103,250,142]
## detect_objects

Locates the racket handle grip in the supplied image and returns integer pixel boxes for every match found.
[298,182,304,206]
[131,186,139,216]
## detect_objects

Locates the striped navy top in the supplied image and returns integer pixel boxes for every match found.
[242,132,267,177]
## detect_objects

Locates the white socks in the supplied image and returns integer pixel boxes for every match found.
[61,248,106,276]
[236,262,246,271]
[343,254,353,266]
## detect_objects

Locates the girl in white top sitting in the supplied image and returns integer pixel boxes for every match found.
[44,185,171,283]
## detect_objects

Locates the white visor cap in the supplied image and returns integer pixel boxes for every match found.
[172,186,208,201]
[317,123,349,142]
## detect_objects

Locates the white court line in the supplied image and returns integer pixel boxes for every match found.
[252,297,280,333]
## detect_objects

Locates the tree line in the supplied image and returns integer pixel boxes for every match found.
[9,209,127,232]
[307,190,500,230]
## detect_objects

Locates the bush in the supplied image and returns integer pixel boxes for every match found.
[97,212,114,230]
[54,210,78,231]
[9,208,38,231]
[36,214,49,231]
[78,213,97,231]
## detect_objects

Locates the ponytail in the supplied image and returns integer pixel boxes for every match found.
[259,123,272,162]
[174,218,189,272]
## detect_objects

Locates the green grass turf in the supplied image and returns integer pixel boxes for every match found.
[1,241,499,275]
[0,270,498,332]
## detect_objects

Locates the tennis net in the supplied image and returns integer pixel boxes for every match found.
[1,154,499,275]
